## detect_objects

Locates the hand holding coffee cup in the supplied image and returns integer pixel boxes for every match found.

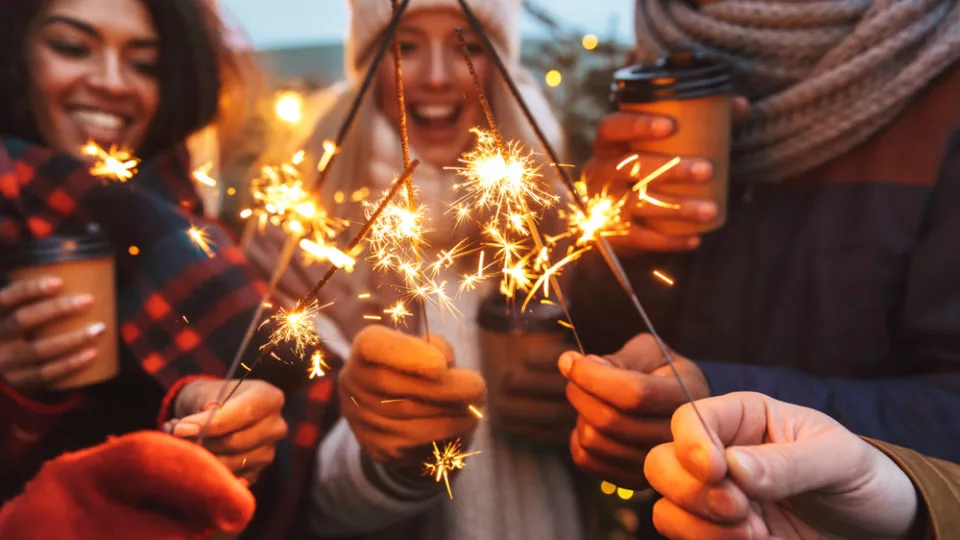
[582,51,749,253]
[1,229,118,391]
[0,277,107,391]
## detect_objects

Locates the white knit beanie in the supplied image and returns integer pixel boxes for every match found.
[344,0,523,82]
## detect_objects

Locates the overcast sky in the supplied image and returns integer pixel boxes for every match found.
[220,0,634,50]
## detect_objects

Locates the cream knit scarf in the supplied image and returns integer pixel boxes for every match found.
[634,0,960,183]
[369,112,584,540]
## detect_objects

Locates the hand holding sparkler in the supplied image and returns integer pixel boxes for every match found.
[339,326,485,479]
[164,378,288,483]
[558,334,711,488]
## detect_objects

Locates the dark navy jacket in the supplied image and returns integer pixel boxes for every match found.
[570,65,960,462]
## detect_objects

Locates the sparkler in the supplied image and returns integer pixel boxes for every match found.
[423,439,481,499]
[457,0,717,445]
[453,29,583,352]
[83,141,139,182]
[196,166,417,445]
[262,300,322,358]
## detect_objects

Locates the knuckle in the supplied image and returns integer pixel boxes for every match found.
[622,378,647,410]
[595,406,620,431]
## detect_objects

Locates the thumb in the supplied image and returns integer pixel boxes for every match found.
[725,437,851,501]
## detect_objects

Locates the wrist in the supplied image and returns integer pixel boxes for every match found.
[360,450,442,501]
[157,375,218,427]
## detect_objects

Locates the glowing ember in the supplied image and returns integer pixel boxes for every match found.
[192,163,217,187]
[423,439,481,499]
[187,226,215,258]
[308,350,330,379]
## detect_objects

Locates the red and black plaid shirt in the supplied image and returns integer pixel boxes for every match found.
[0,136,339,538]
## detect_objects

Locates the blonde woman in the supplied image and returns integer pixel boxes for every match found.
[245,1,593,539]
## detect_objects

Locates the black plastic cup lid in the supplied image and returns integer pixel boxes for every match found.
[477,293,568,333]
[612,50,733,104]
[2,223,113,268]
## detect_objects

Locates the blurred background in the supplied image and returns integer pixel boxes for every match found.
[214,0,635,225]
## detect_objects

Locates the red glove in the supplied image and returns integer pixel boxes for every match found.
[0,431,256,540]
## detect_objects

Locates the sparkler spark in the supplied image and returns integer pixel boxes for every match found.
[83,141,140,182]
[423,439,481,499]
[652,270,675,286]
[192,162,217,187]
[300,238,356,270]
[384,301,413,326]
[624,156,682,209]
[308,350,330,379]
[187,226,215,258]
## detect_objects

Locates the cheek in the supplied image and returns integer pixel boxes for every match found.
[28,49,78,112]
[136,78,161,126]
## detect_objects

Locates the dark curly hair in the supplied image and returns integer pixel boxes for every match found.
[0,0,236,159]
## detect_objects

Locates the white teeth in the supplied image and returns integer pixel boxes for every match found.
[415,105,456,119]
[73,110,124,130]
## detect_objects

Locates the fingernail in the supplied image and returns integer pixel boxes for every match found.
[40,277,63,292]
[687,237,701,248]
[728,448,758,478]
[651,117,674,137]
[80,348,97,361]
[691,160,713,181]
[86,322,107,337]
[161,421,174,434]
[72,294,94,307]
[173,423,201,438]
[558,353,574,376]
[697,203,718,220]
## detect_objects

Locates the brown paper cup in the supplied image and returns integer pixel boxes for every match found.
[620,95,732,236]
[9,256,119,389]
[611,51,734,236]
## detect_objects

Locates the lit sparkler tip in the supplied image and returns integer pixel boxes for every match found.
[265,300,322,358]
[84,141,140,182]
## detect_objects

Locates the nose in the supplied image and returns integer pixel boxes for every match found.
[423,43,453,89]
[87,51,131,96]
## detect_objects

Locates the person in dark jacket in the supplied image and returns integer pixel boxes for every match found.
[563,0,960,504]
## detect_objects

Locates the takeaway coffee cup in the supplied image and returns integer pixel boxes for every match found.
[477,294,573,441]
[3,226,118,389]
[611,50,734,235]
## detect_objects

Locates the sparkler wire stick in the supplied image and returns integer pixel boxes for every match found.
[196,236,300,445]
[312,0,412,190]
[456,0,715,444]
[390,0,431,339]
[455,29,583,354]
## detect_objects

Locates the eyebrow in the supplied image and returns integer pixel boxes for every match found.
[41,15,159,49]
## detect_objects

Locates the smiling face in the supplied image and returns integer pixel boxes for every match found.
[25,0,160,159]
[374,9,492,169]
